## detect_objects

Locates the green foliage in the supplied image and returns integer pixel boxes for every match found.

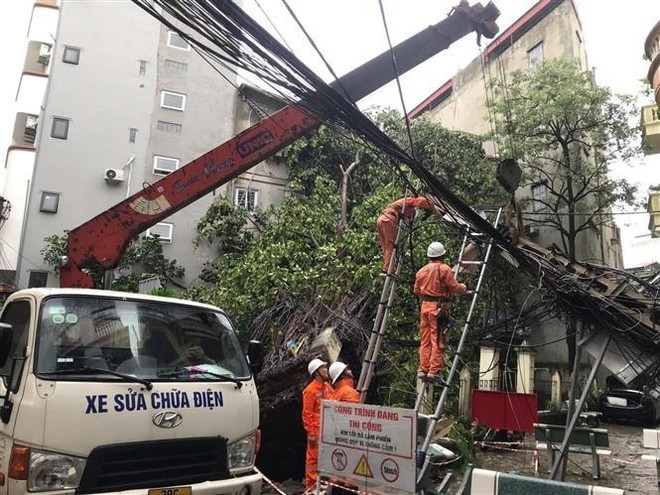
[488,59,640,260]
[41,233,184,292]
[448,419,479,467]
[150,287,179,298]
[194,195,254,254]
[190,108,521,410]
[41,231,71,275]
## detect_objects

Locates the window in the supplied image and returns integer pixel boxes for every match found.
[160,91,186,111]
[146,222,173,243]
[652,107,660,122]
[0,300,31,392]
[129,127,137,143]
[138,60,147,75]
[51,117,69,139]
[27,272,48,288]
[165,59,188,72]
[40,191,60,213]
[531,182,548,212]
[157,121,182,133]
[62,46,81,65]
[234,188,258,211]
[528,41,544,71]
[153,155,180,175]
[167,31,190,50]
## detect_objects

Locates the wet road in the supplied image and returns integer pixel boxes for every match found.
[261,422,660,494]
[463,422,658,494]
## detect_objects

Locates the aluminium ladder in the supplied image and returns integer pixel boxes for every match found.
[415,207,503,488]
[356,212,412,402]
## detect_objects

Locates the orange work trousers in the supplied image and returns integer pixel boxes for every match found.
[305,436,319,491]
[418,302,449,375]
[376,214,398,272]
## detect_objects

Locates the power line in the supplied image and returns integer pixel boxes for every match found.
[523,210,650,217]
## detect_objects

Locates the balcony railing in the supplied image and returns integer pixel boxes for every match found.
[649,191,660,238]
[642,104,660,155]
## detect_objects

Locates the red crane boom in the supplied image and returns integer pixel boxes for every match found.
[60,1,499,288]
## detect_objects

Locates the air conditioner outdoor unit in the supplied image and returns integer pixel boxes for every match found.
[104,168,125,182]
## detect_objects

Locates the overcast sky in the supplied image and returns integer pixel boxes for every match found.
[239,0,660,267]
[1,0,659,264]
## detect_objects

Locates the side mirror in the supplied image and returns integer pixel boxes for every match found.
[0,323,13,368]
[246,340,264,375]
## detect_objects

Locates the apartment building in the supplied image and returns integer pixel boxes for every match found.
[644,21,660,239]
[409,0,623,268]
[408,0,629,393]
[1,1,288,289]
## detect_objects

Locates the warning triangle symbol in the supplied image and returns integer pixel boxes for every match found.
[353,454,374,478]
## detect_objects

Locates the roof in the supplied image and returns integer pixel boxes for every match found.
[408,0,577,119]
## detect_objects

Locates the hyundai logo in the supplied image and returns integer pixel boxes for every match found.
[153,411,183,428]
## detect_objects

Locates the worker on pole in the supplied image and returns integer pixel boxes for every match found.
[376,194,435,273]
[302,358,332,492]
[414,242,467,383]
[329,362,359,403]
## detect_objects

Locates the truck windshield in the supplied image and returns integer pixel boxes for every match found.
[35,296,251,382]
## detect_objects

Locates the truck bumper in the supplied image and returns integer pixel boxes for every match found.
[85,472,262,495]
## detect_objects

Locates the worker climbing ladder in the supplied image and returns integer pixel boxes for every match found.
[415,207,503,487]
[356,210,412,402]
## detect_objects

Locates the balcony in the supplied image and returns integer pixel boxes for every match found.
[23,41,52,75]
[642,104,660,154]
[649,190,660,238]
[646,21,660,106]
[12,113,39,148]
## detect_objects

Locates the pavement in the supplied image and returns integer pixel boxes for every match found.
[458,422,659,494]
[261,422,660,494]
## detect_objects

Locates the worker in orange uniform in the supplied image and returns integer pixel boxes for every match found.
[302,358,332,492]
[414,242,467,383]
[329,362,359,403]
[327,361,360,495]
[376,194,435,273]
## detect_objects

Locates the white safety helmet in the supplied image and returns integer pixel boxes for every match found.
[329,362,348,384]
[308,358,327,376]
[427,241,446,258]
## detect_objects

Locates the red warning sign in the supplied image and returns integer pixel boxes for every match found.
[353,454,374,478]
[380,458,400,483]
[331,449,348,472]
[319,402,416,492]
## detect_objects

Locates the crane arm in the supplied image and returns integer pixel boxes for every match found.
[60,1,499,288]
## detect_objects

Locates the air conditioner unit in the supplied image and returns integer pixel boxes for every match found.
[104,168,124,183]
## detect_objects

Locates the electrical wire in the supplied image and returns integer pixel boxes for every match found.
[129,0,660,394]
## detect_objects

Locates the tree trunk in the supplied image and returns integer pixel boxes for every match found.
[338,152,360,238]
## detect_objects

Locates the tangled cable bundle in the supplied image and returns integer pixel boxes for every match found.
[132,0,659,387]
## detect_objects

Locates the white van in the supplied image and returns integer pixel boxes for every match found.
[0,288,263,494]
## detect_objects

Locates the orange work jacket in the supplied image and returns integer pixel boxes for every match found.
[332,378,360,403]
[381,196,434,220]
[302,379,333,437]
[414,260,466,312]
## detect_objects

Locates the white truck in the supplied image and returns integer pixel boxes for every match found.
[0,288,263,495]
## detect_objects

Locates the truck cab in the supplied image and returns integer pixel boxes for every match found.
[0,288,262,494]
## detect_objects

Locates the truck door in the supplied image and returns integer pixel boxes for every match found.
[0,298,32,434]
